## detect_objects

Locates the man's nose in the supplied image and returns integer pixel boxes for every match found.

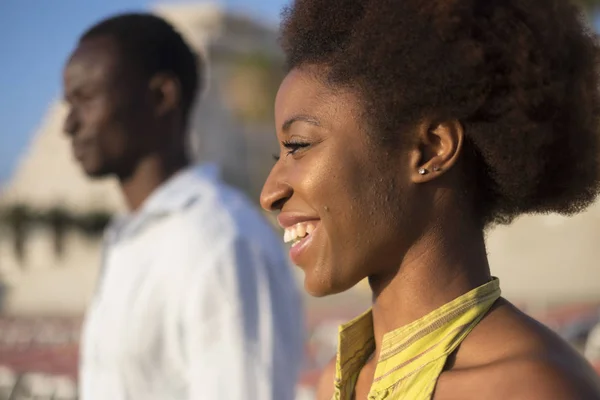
[63,107,80,137]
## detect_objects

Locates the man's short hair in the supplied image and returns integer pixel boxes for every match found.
[81,12,202,119]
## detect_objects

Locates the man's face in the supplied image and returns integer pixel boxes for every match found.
[63,36,152,179]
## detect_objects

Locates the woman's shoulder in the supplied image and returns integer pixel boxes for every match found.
[435,299,600,399]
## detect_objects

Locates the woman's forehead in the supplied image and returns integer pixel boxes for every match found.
[276,68,360,123]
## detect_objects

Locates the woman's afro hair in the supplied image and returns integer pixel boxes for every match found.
[280,0,600,226]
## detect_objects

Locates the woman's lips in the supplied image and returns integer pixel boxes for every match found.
[277,213,321,265]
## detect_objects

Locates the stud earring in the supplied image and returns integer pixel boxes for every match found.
[418,168,428,175]
[432,165,441,172]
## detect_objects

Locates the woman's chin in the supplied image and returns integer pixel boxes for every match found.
[302,275,331,297]
[304,285,331,298]
[303,273,349,298]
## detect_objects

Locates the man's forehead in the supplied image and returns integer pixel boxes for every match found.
[64,37,123,83]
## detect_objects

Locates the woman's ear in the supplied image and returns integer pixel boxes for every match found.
[409,119,464,183]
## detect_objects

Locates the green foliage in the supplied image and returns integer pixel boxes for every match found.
[0,204,34,262]
[76,211,112,237]
[0,205,112,263]
[228,51,285,124]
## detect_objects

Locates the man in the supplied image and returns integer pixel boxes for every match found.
[62,13,304,400]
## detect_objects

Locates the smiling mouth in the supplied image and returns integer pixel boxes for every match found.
[284,221,317,247]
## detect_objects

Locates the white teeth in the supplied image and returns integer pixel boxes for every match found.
[283,222,317,244]
[296,224,306,238]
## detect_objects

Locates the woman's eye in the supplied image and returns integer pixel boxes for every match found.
[272,141,311,162]
[282,140,310,156]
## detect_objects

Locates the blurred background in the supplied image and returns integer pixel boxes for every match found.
[0,1,600,399]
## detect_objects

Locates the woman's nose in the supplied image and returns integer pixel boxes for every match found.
[260,164,293,212]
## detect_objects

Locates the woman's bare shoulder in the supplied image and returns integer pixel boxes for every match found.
[437,350,600,399]
[435,299,600,399]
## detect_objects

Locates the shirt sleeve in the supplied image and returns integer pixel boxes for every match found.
[179,235,304,400]
[585,323,600,361]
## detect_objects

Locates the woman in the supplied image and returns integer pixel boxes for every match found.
[261,0,600,399]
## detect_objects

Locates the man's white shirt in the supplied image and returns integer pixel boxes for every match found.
[79,164,304,400]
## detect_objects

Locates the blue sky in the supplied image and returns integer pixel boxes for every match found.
[0,3,599,184]
[0,0,286,184]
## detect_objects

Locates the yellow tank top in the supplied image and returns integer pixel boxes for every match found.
[331,278,501,400]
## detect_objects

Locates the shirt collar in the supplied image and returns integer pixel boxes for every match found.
[106,163,221,241]
[334,278,501,399]
[334,309,376,395]
[140,163,220,215]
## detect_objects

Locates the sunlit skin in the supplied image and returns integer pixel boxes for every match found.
[260,67,600,399]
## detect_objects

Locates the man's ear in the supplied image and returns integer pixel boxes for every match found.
[408,119,464,183]
[148,73,181,117]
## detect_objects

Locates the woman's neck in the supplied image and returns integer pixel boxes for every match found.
[368,212,491,361]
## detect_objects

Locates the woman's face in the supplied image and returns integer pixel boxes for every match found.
[260,67,423,297]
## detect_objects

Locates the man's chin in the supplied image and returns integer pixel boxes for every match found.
[80,164,113,180]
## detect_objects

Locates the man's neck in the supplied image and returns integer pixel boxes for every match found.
[119,155,190,212]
